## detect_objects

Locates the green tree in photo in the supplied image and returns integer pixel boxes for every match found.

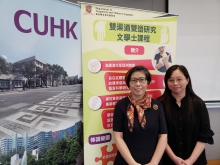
[0,154,11,164]
[36,64,52,87]
[0,58,12,75]
[51,64,67,86]
[45,138,68,165]
[3,162,10,165]
[27,153,37,165]
[12,61,36,88]
[0,149,26,165]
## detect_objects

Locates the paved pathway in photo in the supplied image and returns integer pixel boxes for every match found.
[0,85,82,138]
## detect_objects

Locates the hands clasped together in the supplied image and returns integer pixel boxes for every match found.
[158,54,171,67]
[173,156,193,165]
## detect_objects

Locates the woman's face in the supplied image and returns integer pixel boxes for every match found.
[167,69,189,96]
[129,71,148,101]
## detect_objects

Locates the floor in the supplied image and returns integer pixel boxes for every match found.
[207,160,220,165]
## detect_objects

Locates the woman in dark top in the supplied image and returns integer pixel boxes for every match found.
[158,65,214,165]
[113,65,167,165]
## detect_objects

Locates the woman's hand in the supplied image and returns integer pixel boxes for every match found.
[183,159,193,165]
[158,58,165,66]
[162,54,171,64]
[172,156,185,165]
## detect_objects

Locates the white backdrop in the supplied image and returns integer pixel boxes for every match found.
[169,0,220,101]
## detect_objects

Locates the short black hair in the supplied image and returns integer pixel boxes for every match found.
[125,65,151,88]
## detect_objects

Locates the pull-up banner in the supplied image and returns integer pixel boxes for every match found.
[0,0,82,164]
[81,3,178,165]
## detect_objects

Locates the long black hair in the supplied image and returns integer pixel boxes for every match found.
[158,65,203,119]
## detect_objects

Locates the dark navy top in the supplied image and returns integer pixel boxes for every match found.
[113,97,167,165]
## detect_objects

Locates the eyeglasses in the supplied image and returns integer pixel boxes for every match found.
[130,77,147,84]
[168,78,186,84]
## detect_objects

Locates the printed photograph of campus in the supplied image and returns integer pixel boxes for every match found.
[0,55,83,165]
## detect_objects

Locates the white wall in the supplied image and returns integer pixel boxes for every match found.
[169,0,220,101]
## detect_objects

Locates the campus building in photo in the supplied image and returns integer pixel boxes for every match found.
[13,56,52,88]
[0,121,82,155]
[0,55,65,90]
[0,55,25,90]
